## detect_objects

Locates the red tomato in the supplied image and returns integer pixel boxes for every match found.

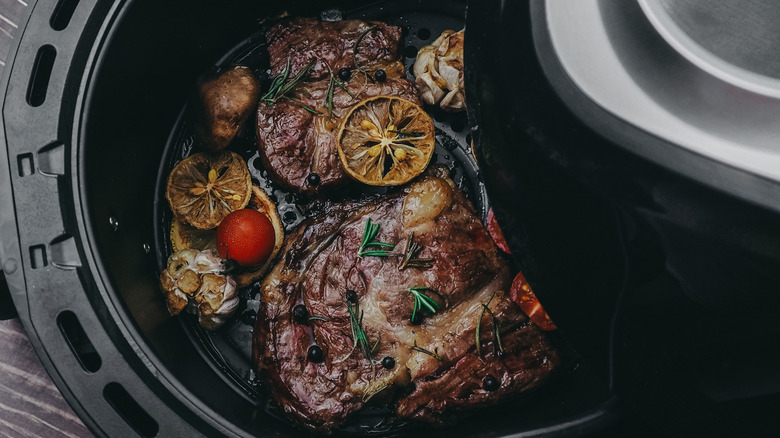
[486,208,511,254]
[216,209,275,266]
[510,271,557,331]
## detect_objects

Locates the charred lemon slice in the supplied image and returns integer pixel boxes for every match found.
[166,151,252,230]
[170,219,217,252]
[337,96,435,186]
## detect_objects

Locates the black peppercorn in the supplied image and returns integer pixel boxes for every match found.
[307,345,324,363]
[382,356,395,369]
[346,289,358,303]
[338,67,351,81]
[374,69,386,82]
[410,312,423,325]
[293,304,308,324]
[482,375,500,392]
[307,172,321,186]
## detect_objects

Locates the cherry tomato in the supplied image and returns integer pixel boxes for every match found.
[486,208,511,254]
[510,271,557,331]
[216,209,275,266]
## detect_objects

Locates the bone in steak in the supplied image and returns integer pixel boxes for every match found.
[253,169,559,431]
[257,18,421,195]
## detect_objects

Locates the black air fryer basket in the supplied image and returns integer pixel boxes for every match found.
[2,1,779,437]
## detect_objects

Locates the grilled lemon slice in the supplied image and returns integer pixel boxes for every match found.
[166,151,252,230]
[337,96,435,186]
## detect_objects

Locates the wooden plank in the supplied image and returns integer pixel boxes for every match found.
[0,320,93,438]
[0,0,28,76]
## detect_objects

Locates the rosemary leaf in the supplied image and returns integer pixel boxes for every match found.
[475,293,496,357]
[263,58,315,104]
[357,218,396,258]
[358,250,394,257]
[334,76,355,98]
[326,73,335,117]
[354,24,378,81]
[475,292,504,357]
[408,287,441,322]
[281,97,323,115]
[347,296,378,362]
[411,341,443,361]
[261,56,291,101]
[399,233,434,271]
[362,384,388,403]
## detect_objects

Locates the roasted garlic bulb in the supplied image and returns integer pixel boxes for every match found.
[413,29,465,112]
[159,249,239,330]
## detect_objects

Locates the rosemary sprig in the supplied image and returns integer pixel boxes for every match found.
[347,297,379,362]
[411,340,443,361]
[323,71,356,118]
[262,57,315,104]
[261,56,291,101]
[388,129,425,138]
[399,233,434,271]
[353,24,378,81]
[408,287,440,322]
[475,293,504,357]
[357,218,395,258]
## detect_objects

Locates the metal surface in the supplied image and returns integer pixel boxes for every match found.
[641,0,780,97]
[540,0,780,212]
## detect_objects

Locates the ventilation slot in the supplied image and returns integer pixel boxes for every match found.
[50,0,80,31]
[29,244,47,269]
[57,311,101,372]
[26,45,56,107]
[103,382,159,438]
[17,153,34,177]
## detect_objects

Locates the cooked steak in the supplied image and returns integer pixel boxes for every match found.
[266,18,404,82]
[257,18,421,195]
[253,170,559,431]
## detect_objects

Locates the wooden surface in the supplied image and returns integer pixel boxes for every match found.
[0,0,93,437]
[0,319,92,438]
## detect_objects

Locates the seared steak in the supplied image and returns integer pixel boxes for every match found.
[257,18,421,195]
[253,170,559,431]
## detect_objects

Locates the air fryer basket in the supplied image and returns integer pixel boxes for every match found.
[0,1,619,437]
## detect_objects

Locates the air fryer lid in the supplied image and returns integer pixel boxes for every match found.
[531,0,780,214]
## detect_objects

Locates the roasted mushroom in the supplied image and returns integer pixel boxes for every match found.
[193,65,261,152]
[159,249,238,330]
[413,29,465,112]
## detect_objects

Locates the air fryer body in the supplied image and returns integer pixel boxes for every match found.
[466,2,780,436]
